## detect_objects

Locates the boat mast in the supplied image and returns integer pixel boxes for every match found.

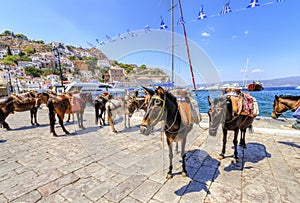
[177,0,197,90]
[243,58,249,88]
[171,0,175,85]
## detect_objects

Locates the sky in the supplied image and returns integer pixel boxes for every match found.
[1,0,299,85]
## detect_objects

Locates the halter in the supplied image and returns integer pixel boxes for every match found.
[148,94,166,125]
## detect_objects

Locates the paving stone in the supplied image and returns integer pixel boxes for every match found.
[130,180,162,202]
[38,173,80,197]
[10,190,41,203]
[104,175,147,202]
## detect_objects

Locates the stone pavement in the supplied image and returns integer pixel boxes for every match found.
[0,106,300,203]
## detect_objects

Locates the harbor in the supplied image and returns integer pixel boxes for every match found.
[0,107,300,202]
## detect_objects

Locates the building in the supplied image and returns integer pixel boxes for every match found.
[108,66,126,83]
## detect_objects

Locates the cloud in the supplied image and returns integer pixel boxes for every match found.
[232,35,238,39]
[251,68,264,73]
[244,30,249,35]
[201,32,211,37]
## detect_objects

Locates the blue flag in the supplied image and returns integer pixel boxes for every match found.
[177,17,185,25]
[119,33,126,40]
[160,17,168,29]
[220,1,232,14]
[106,35,115,42]
[247,0,260,8]
[197,5,207,20]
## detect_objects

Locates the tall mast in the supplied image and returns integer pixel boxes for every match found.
[243,58,249,88]
[177,0,197,90]
[171,0,175,84]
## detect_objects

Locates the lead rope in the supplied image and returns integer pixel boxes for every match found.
[160,121,165,174]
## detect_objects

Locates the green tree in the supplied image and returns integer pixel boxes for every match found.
[84,56,98,70]
[2,55,19,66]
[15,33,28,40]
[3,30,11,36]
[24,66,43,77]
[24,46,35,55]
[6,46,12,55]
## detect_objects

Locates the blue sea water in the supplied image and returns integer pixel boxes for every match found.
[193,86,300,118]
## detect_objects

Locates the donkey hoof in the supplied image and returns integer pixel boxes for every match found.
[65,131,70,135]
[218,154,225,160]
[166,173,173,179]
[53,133,58,137]
[233,158,239,164]
[36,123,40,126]
[182,172,187,177]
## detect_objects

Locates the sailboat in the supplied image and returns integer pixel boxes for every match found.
[242,58,264,91]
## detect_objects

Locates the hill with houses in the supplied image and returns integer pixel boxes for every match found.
[0,30,170,94]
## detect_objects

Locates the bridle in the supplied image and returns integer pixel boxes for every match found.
[273,99,300,117]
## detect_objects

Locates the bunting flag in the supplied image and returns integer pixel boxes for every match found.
[119,33,126,39]
[220,1,232,14]
[127,29,137,37]
[277,0,284,2]
[106,35,115,42]
[177,17,185,25]
[99,41,105,46]
[86,41,95,48]
[197,5,207,20]
[144,25,151,33]
[247,0,260,8]
[160,17,168,29]
[96,39,99,44]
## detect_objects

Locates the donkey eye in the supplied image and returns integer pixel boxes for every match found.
[155,100,161,105]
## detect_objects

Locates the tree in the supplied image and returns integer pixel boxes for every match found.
[84,56,98,70]
[3,30,11,36]
[24,66,43,78]
[24,46,35,55]
[2,55,19,66]
[6,46,12,56]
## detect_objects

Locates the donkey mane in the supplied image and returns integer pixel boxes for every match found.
[279,95,300,100]
[165,90,178,105]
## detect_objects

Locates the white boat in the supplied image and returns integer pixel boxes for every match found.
[64,82,125,98]
[296,86,300,90]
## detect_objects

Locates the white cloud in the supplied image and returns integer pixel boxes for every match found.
[244,30,249,35]
[201,32,211,37]
[251,68,264,73]
[232,35,238,39]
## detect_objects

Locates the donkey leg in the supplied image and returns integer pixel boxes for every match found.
[33,108,39,126]
[30,109,35,125]
[239,129,246,148]
[175,142,179,154]
[219,128,228,160]
[58,115,70,135]
[166,140,173,179]
[233,129,239,163]
[107,111,117,133]
[181,139,187,177]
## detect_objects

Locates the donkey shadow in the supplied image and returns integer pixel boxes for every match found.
[175,149,220,196]
[224,142,271,171]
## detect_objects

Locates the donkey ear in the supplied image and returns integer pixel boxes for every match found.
[208,96,213,106]
[156,86,165,95]
[142,86,155,96]
[275,95,279,100]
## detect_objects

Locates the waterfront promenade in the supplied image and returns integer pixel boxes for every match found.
[0,106,300,202]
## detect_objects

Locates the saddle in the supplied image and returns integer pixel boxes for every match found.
[171,89,201,125]
[226,92,259,117]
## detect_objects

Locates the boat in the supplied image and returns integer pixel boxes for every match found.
[295,86,300,90]
[247,81,264,91]
[64,81,125,98]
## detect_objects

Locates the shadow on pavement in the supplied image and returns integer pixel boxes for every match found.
[278,141,300,149]
[224,142,271,171]
[175,149,220,196]
[13,123,48,131]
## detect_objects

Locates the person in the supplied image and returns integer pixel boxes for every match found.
[292,106,300,130]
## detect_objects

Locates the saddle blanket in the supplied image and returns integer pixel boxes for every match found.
[228,93,259,117]
[171,89,201,125]
[70,93,85,112]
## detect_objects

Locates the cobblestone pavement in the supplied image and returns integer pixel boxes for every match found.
[0,106,300,202]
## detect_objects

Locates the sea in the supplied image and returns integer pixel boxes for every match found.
[193,86,300,118]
